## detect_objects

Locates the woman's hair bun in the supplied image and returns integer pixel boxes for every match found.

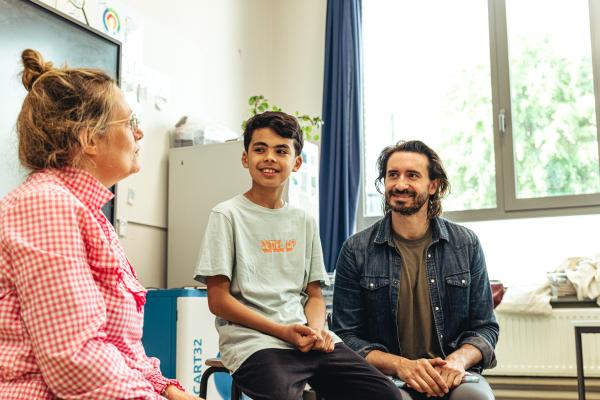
[21,48,54,91]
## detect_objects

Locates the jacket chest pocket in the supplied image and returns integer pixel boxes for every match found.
[360,276,390,291]
[445,272,470,317]
[359,276,390,325]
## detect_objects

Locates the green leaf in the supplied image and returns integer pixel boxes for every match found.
[243,95,325,143]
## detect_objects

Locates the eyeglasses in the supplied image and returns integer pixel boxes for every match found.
[106,113,140,132]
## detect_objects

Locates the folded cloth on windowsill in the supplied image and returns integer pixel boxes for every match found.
[496,283,552,315]
[496,256,600,315]
[559,257,600,306]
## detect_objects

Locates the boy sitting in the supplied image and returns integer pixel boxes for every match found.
[194,111,402,400]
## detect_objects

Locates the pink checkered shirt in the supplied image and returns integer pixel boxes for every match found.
[0,168,183,399]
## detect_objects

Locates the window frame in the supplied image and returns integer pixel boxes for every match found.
[357,0,600,230]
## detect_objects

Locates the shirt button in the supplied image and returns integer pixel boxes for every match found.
[427,254,431,258]
[440,334,444,339]
[462,279,466,283]
[369,283,374,288]
[430,279,435,283]
[435,307,439,311]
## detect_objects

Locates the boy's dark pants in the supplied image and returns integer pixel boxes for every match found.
[232,342,403,400]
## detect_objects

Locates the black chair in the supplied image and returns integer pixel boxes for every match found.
[199,358,243,400]
[198,357,323,399]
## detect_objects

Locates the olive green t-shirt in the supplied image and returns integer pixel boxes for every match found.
[394,227,442,360]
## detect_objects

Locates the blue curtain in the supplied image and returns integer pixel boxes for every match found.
[319,0,363,272]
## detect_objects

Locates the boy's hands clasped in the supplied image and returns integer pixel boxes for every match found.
[279,323,335,353]
[311,327,335,352]
[280,324,317,352]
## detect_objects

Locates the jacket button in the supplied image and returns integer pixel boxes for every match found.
[461,279,466,284]
[430,279,435,283]
[369,283,374,288]
[435,307,439,311]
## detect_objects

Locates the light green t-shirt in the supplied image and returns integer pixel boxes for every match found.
[194,194,338,372]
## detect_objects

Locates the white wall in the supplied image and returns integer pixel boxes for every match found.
[272,0,327,119]
[113,0,277,287]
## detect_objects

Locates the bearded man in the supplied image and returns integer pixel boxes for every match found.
[332,141,498,400]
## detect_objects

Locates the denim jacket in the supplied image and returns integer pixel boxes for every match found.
[331,214,499,371]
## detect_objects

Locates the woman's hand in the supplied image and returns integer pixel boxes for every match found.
[164,385,202,400]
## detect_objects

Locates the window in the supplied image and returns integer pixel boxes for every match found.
[360,0,600,225]
[503,0,600,208]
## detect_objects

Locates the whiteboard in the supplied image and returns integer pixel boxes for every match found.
[0,0,119,198]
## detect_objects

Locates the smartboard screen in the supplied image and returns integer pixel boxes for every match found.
[0,0,120,220]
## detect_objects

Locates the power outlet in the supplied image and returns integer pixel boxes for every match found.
[117,218,128,237]
[127,188,136,206]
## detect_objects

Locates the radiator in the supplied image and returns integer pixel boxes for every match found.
[485,308,600,377]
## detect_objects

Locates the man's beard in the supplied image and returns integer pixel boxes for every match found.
[386,188,429,216]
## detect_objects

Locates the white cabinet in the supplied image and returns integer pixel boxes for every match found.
[167,141,251,288]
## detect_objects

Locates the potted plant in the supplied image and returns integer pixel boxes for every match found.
[242,95,323,142]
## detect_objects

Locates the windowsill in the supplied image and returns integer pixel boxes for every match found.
[550,297,599,308]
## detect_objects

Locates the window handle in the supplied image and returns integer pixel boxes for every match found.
[498,109,506,134]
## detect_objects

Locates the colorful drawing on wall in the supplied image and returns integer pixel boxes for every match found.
[102,7,120,35]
